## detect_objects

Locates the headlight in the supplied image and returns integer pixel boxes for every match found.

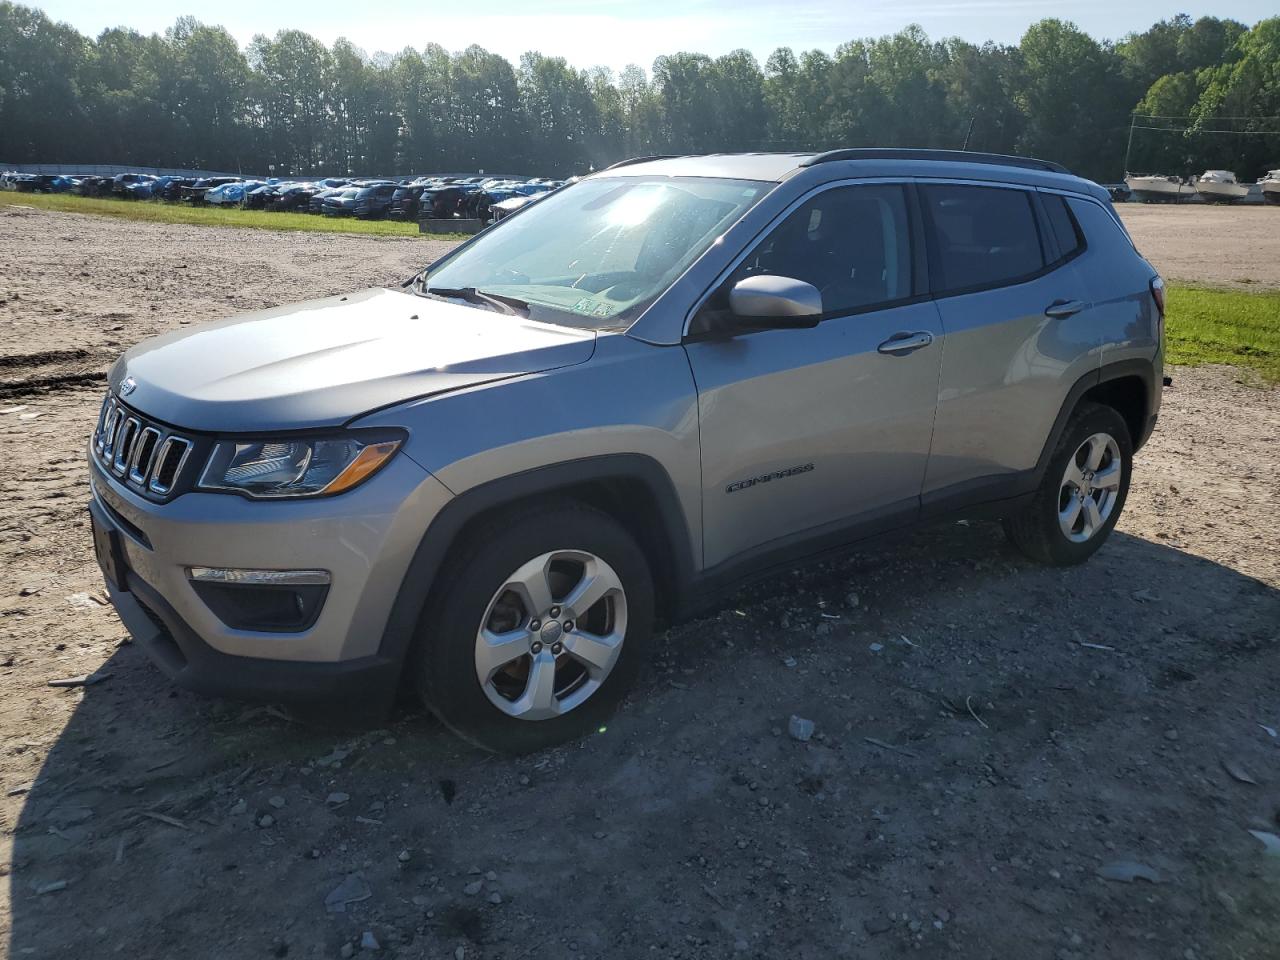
[198,435,401,499]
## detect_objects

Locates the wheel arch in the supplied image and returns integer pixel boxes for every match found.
[374,454,696,684]
[1034,360,1155,484]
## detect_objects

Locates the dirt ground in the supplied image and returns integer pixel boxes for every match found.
[1,205,1278,960]
[1117,204,1280,290]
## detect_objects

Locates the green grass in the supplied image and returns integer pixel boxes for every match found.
[1165,284,1280,384]
[0,190,470,239]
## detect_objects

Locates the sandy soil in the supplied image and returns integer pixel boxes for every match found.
[2,206,1279,960]
[1118,204,1280,290]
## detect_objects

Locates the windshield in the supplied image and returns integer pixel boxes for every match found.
[421,176,769,329]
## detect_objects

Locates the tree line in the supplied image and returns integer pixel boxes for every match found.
[1,3,1277,182]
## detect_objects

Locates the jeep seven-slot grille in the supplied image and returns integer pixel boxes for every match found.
[93,393,193,497]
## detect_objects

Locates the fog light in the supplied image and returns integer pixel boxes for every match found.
[187,567,330,586]
[187,567,330,632]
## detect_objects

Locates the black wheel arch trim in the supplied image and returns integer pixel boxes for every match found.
[1033,359,1155,486]
[374,453,697,681]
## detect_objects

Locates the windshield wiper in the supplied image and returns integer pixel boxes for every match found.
[421,285,529,317]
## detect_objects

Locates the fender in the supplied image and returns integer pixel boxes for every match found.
[1032,358,1157,486]
[374,453,697,677]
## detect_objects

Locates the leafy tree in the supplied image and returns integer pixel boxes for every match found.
[1,4,1275,185]
[1191,17,1280,177]
[940,40,1024,154]
[1016,19,1129,178]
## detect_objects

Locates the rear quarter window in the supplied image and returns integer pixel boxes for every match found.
[920,184,1045,294]
[1042,194,1084,261]
[1065,196,1135,259]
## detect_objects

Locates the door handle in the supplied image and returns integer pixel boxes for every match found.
[1044,299,1086,319]
[877,331,934,355]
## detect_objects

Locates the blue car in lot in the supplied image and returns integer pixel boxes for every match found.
[352,181,399,219]
[207,181,262,205]
[113,173,156,198]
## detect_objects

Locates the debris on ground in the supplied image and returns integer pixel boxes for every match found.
[864,916,892,935]
[1097,861,1164,883]
[788,715,815,742]
[1247,830,1280,857]
[1221,758,1257,785]
[325,873,373,913]
[864,736,919,758]
[47,671,111,688]
[139,811,188,830]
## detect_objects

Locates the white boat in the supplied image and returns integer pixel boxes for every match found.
[1124,174,1190,203]
[1259,170,1280,205]
[1195,170,1249,203]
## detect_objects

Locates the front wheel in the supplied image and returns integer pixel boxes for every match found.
[1003,402,1133,565]
[411,502,654,753]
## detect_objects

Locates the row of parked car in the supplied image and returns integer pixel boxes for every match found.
[0,171,567,223]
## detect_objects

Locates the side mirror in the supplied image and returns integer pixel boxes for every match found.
[728,275,823,329]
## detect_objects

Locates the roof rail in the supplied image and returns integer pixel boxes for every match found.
[604,155,681,170]
[799,148,1069,175]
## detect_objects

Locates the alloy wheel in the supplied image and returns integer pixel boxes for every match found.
[474,550,627,720]
[1058,432,1122,543]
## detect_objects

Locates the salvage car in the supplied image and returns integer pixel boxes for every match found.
[320,187,360,217]
[207,181,262,205]
[181,177,240,204]
[353,182,399,219]
[88,150,1165,753]
[388,183,428,220]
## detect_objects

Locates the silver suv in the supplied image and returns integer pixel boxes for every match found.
[88,150,1164,752]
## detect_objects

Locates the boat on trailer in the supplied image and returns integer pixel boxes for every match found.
[1124,174,1190,203]
[1194,170,1249,203]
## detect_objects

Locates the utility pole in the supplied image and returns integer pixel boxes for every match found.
[961,117,975,151]
[1122,114,1137,176]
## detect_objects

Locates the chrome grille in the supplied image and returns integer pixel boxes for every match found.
[93,393,193,497]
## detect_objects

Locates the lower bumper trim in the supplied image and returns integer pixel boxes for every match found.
[111,571,400,709]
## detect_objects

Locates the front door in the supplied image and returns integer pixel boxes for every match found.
[684,183,943,570]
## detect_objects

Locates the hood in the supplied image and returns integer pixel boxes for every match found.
[110,287,596,432]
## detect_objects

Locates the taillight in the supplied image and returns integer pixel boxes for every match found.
[1150,276,1166,319]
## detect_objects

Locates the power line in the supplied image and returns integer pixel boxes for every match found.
[1132,113,1280,121]
[1130,125,1280,135]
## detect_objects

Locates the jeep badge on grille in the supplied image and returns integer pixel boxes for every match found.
[119,376,138,397]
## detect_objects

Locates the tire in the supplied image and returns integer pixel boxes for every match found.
[1003,402,1133,566]
[411,501,655,753]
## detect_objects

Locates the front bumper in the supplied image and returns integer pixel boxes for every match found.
[88,445,453,702]
[107,566,400,704]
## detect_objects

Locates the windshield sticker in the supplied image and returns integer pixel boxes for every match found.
[571,297,616,318]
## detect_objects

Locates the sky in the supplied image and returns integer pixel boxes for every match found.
[32,0,1277,75]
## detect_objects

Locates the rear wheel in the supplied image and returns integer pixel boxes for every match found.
[1003,403,1132,565]
[412,502,654,753]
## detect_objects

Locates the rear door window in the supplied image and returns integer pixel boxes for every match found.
[920,184,1045,294]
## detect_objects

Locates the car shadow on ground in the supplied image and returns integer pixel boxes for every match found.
[8,523,1280,959]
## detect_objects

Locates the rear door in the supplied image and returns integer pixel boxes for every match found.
[684,182,943,569]
[918,181,1100,504]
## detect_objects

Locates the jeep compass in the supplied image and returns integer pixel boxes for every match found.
[88,150,1164,752]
